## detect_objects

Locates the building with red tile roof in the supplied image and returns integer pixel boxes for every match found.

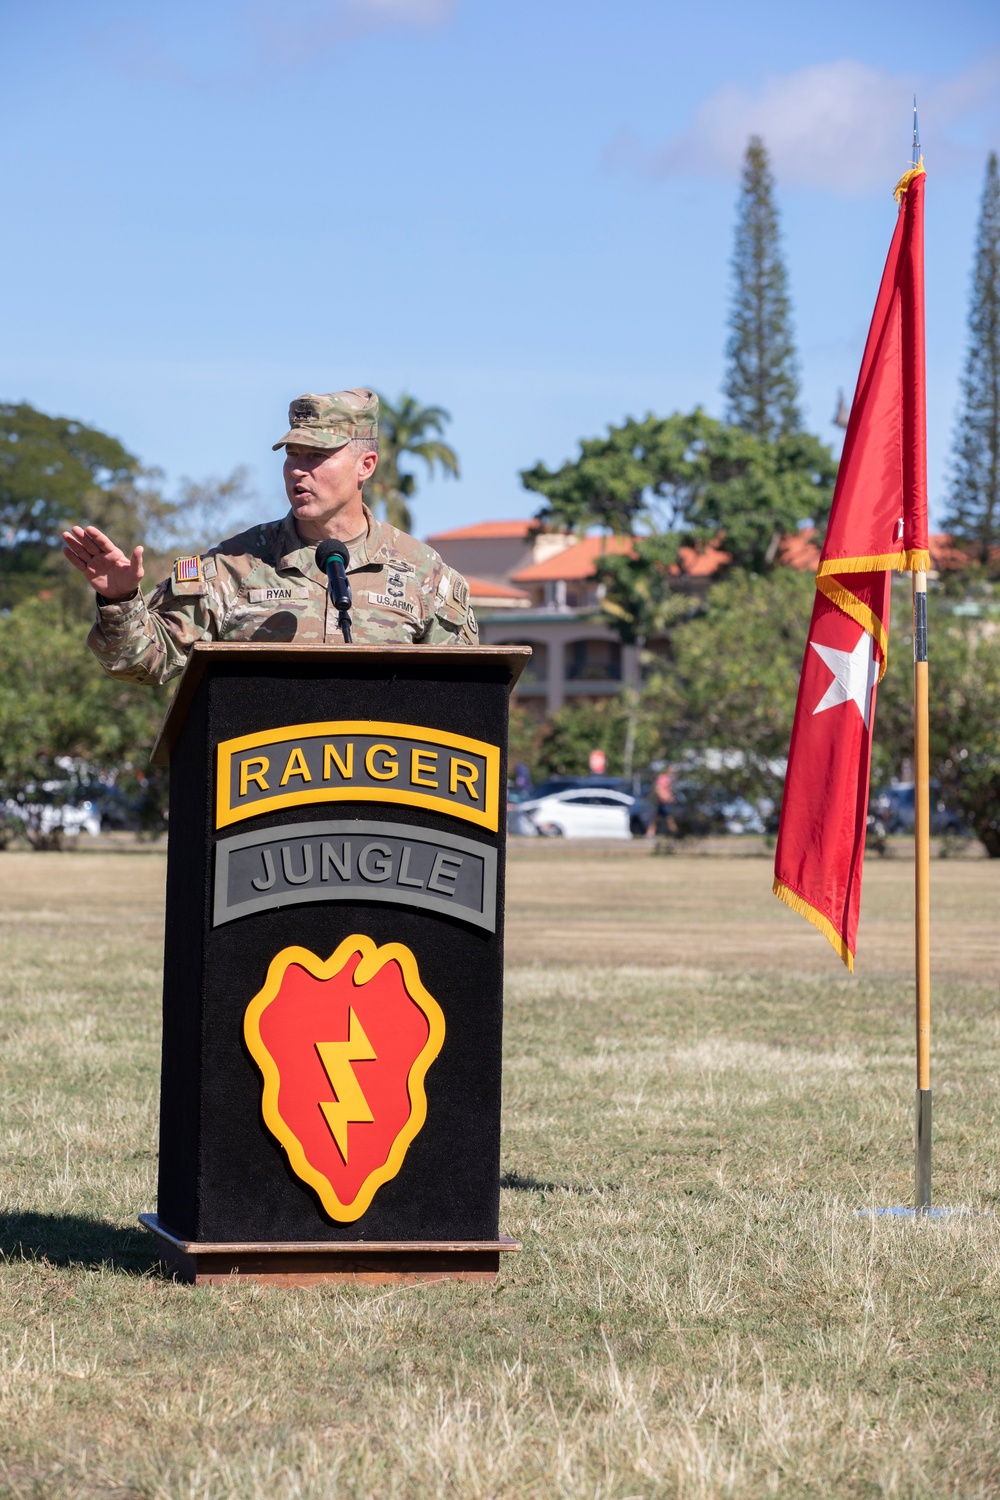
[428,519,572,592]
[509,534,734,610]
[427,514,977,717]
[428,520,541,540]
[465,575,532,607]
[512,535,635,583]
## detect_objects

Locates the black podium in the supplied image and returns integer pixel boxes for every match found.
[139,643,528,1284]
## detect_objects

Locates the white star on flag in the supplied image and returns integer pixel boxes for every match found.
[810,629,878,729]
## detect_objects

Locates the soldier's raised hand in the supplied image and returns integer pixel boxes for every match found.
[62,525,145,601]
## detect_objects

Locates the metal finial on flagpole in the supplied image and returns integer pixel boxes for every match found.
[912,96,920,166]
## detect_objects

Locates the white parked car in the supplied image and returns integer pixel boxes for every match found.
[516,787,633,839]
[2,799,102,838]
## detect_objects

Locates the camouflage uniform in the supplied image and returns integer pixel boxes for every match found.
[86,390,478,687]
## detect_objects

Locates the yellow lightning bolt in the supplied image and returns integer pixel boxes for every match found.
[316,1009,377,1165]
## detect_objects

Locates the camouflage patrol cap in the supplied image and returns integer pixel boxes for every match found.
[272,389,379,452]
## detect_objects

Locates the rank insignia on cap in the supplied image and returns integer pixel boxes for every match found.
[174,555,203,584]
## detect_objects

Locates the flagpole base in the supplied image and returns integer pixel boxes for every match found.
[915,1088,932,1212]
[856,1206,982,1219]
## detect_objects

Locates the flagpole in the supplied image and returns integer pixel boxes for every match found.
[909,99,932,1212]
[913,569,932,1210]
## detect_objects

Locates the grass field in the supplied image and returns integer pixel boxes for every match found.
[2,841,1000,1497]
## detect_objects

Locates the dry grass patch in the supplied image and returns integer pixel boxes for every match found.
[2,847,1000,1497]
[505,837,1000,978]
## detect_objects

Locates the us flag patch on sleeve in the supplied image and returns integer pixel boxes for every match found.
[174,556,203,584]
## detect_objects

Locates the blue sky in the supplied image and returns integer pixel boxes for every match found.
[1,0,998,539]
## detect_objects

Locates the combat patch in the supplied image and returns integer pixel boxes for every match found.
[243,935,445,1222]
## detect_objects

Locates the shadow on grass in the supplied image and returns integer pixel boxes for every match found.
[501,1170,594,1195]
[0,1212,160,1275]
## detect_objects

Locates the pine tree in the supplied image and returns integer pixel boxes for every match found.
[724,136,801,442]
[945,152,1000,565]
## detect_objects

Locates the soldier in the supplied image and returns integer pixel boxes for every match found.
[63,389,478,687]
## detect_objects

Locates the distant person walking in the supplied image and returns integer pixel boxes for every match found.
[653,768,676,837]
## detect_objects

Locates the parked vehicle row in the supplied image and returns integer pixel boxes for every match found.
[507,774,770,840]
[508,774,968,841]
[0,768,153,844]
[1,798,102,840]
[870,782,964,836]
[510,784,636,839]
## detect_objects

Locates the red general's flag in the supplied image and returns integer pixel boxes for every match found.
[773,164,929,969]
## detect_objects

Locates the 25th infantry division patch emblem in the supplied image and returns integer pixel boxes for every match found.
[244,935,445,1221]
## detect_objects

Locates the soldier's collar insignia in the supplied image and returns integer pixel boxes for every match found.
[174,555,203,585]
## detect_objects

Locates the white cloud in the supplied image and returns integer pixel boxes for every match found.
[90,0,455,89]
[249,0,454,42]
[244,0,455,74]
[348,0,452,20]
[613,56,1000,195]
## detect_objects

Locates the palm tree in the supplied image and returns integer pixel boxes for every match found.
[368,393,460,531]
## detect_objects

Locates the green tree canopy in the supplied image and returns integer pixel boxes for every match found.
[595,536,692,646]
[0,597,166,847]
[724,136,802,442]
[648,568,814,809]
[944,151,1000,566]
[522,409,836,572]
[525,699,659,783]
[0,403,145,608]
[521,416,670,536]
[872,591,1000,855]
[0,400,255,616]
[595,536,694,776]
[368,393,459,531]
[642,574,1000,855]
[0,400,225,614]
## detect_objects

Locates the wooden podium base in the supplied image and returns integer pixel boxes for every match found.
[139,1214,521,1286]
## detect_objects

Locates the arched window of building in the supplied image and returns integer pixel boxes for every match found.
[642,637,670,678]
[496,640,548,683]
[565,639,621,682]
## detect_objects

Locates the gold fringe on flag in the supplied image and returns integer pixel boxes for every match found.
[772,878,855,971]
[893,156,926,205]
[816,549,930,577]
[815,575,889,679]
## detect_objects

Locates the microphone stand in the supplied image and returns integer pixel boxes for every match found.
[315,540,353,644]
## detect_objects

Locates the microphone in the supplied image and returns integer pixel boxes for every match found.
[315,539,353,643]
